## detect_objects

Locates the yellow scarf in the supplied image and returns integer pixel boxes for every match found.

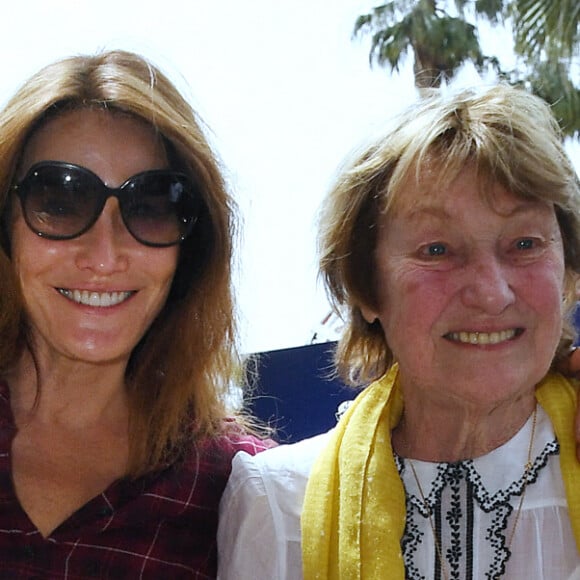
[301,367,580,579]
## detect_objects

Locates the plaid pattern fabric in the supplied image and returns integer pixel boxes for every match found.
[0,381,270,578]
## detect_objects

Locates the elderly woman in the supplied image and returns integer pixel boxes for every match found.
[0,50,268,577]
[218,84,580,579]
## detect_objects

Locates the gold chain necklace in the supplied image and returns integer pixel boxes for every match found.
[408,459,451,580]
[407,405,538,580]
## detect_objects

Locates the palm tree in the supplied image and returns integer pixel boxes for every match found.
[521,60,580,137]
[353,0,503,90]
[354,0,580,137]
[510,0,580,137]
[513,0,579,59]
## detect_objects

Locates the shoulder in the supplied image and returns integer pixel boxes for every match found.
[226,430,334,505]
[178,425,275,482]
[210,432,275,458]
[218,430,333,580]
[249,430,332,473]
[210,421,277,464]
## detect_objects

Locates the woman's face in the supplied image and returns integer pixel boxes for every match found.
[10,109,179,367]
[361,166,566,408]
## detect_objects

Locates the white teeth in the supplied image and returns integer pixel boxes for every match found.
[58,289,133,307]
[447,329,517,345]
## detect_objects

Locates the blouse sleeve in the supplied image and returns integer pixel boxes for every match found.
[218,433,331,580]
[218,450,303,580]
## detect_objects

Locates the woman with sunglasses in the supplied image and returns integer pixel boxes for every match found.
[0,50,269,578]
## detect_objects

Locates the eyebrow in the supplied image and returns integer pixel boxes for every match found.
[403,199,549,222]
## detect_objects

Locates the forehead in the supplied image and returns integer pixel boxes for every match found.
[386,164,551,221]
[19,108,168,182]
[24,108,163,157]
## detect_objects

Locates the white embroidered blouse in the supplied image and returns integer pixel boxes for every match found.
[218,405,580,579]
[397,405,578,579]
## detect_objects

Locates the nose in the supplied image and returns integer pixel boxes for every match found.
[460,253,515,315]
[74,198,131,274]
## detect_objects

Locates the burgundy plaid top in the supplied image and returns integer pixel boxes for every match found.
[0,381,270,578]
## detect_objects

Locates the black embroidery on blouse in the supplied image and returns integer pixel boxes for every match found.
[486,502,511,579]
[401,515,427,580]
[446,464,463,579]
[435,505,444,580]
[466,478,474,578]
[396,439,559,580]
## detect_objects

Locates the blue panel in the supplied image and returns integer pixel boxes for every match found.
[248,341,354,443]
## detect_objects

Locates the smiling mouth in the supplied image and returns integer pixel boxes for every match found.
[444,328,523,345]
[57,288,134,307]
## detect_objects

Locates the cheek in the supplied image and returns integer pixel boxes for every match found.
[387,267,457,311]
[150,250,179,292]
[13,240,64,274]
[519,260,565,312]
[529,279,564,311]
[10,223,50,282]
[380,270,453,342]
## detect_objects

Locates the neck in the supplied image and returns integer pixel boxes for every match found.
[392,389,537,462]
[6,348,129,430]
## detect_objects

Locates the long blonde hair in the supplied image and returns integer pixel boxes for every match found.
[0,50,245,477]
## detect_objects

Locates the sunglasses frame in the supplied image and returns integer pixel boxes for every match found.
[12,161,202,247]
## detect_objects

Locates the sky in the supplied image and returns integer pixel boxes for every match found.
[2,1,579,354]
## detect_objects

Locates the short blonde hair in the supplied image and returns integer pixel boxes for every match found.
[320,84,580,386]
[0,50,244,477]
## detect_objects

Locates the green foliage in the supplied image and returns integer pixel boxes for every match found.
[353,0,496,88]
[353,0,580,138]
[514,0,580,59]
[474,0,506,22]
[509,59,580,137]
[510,0,580,138]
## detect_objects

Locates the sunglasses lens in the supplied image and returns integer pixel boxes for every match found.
[18,165,101,239]
[16,163,200,247]
[121,174,198,246]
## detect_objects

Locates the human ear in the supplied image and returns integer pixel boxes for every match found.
[359,302,379,325]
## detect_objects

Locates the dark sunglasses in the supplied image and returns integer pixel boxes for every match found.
[12,161,203,247]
